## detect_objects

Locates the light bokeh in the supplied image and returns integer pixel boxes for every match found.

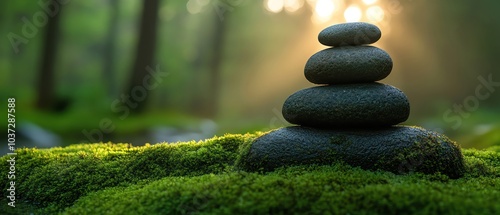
[344,5,362,22]
[265,0,387,24]
[362,0,378,5]
[265,0,285,13]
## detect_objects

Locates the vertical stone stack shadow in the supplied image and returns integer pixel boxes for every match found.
[239,23,465,179]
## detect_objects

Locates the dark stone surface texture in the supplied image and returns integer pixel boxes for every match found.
[304,46,392,84]
[239,126,465,179]
[318,22,381,47]
[282,83,409,127]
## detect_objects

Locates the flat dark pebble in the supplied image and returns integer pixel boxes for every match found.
[282,83,409,127]
[304,46,392,84]
[318,22,382,47]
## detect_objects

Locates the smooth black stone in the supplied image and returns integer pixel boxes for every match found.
[318,22,381,47]
[304,46,392,84]
[238,126,465,179]
[282,83,409,127]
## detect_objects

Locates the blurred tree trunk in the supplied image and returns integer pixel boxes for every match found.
[187,47,205,115]
[187,18,209,116]
[36,0,62,110]
[102,0,120,98]
[124,0,160,113]
[204,11,229,118]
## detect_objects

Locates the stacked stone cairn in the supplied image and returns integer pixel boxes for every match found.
[239,22,465,179]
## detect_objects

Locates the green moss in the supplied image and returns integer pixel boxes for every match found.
[0,133,257,213]
[0,133,499,214]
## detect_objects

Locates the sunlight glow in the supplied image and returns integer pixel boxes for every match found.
[284,0,305,13]
[265,0,285,13]
[362,0,378,5]
[265,0,387,28]
[366,6,385,23]
[344,5,362,22]
[315,0,335,19]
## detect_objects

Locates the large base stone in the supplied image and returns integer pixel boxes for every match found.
[239,126,465,178]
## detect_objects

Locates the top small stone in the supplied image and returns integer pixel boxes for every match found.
[318,22,381,47]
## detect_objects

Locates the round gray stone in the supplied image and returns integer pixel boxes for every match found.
[304,46,392,84]
[318,22,381,47]
[237,126,465,179]
[282,83,409,127]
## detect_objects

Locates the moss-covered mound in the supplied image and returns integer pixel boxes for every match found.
[1,133,499,214]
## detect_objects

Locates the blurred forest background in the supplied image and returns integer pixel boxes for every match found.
[1,0,499,153]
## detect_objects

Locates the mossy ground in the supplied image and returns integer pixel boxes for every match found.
[1,133,499,214]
